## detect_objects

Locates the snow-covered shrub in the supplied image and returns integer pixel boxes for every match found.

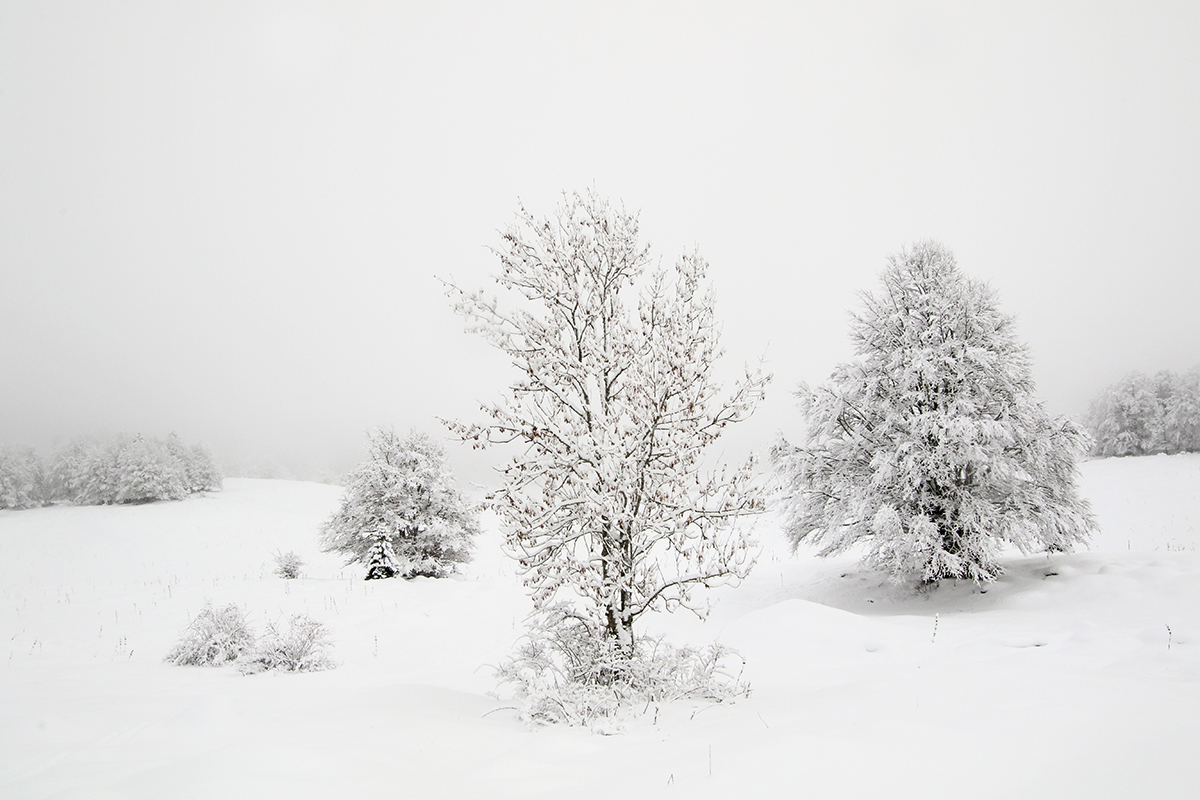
[273,550,304,579]
[238,614,335,674]
[1086,368,1200,457]
[319,429,478,580]
[496,606,748,728]
[773,241,1097,584]
[164,602,255,666]
[0,446,46,509]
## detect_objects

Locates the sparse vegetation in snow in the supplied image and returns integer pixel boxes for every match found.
[164,602,255,667]
[496,605,749,729]
[165,601,335,674]
[238,614,336,674]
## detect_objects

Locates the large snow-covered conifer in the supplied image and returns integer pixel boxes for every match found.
[319,429,478,579]
[448,189,767,652]
[773,241,1096,583]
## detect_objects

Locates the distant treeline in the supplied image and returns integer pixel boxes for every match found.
[1085,368,1200,457]
[0,434,222,510]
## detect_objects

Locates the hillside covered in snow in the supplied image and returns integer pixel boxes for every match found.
[1,454,1197,799]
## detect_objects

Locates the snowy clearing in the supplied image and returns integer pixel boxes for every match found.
[2,455,1198,799]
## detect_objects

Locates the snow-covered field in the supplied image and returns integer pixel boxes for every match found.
[2,455,1198,799]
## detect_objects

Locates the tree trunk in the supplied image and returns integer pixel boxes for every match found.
[601,519,635,659]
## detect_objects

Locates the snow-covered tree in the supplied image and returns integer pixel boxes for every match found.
[1086,368,1200,457]
[115,435,188,504]
[186,443,223,492]
[165,433,223,493]
[1085,372,1164,457]
[447,189,767,653]
[773,241,1096,584]
[47,434,221,505]
[46,439,91,503]
[1162,368,1200,453]
[0,446,46,509]
[363,537,399,580]
[319,429,478,579]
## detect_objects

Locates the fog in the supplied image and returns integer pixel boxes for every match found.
[3,1,1198,483]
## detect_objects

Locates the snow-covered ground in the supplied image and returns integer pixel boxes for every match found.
[2,455,1198,799]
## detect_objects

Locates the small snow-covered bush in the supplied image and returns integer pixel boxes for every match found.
[273,550,304,579]
[238,614,335,674]
[165,602,255,666]
[496,607,748,729]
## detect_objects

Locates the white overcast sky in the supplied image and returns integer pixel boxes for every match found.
[2,1,1198,481]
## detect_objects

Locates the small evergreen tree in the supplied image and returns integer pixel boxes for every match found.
[773,241,1097,583]
[319,429,478,579]
[363,537,399,580]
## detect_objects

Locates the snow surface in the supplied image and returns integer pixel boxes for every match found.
[2,457,1198,799]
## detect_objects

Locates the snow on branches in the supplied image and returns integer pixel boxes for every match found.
[319,429,478,579]
[31,433,222,507]
[1085,368,1200,457]
[0,446,45,509]
[447,189,768,650]
[773,241,1096,584]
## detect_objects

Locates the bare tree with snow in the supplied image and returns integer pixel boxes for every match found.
[773,241,1096,584]
[447,189,768,654]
